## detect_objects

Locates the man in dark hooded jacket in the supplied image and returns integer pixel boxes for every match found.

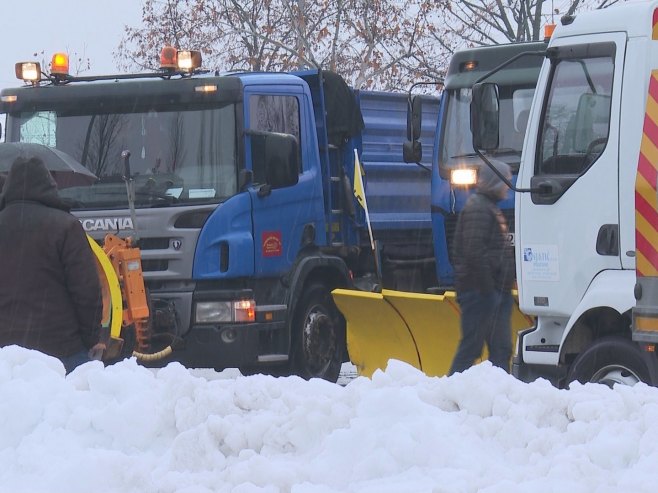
[0,156,103,372]
[448,159,516,375]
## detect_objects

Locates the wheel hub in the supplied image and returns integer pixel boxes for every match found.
[303,309,336,374]
[591,364,641,387]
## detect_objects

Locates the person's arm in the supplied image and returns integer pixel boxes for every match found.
[61,220,103,349]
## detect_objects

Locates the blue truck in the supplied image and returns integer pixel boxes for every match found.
[0,52,438,381]
[408,41,546,288]
[333,41,546,378]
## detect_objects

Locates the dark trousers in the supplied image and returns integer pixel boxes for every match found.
[61,349,91,374]
[449,289,513,375]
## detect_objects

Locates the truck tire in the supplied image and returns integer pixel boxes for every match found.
[566,337,650,388]
[292,282,345,382]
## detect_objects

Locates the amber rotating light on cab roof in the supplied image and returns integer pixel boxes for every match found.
[50,52,69,77]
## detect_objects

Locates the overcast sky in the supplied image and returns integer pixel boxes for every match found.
[0,0,143,92]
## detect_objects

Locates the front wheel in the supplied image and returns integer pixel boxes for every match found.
[566,337,651,388]
[292,283,345,382]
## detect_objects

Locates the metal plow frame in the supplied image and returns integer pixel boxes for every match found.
[332,288,533,377]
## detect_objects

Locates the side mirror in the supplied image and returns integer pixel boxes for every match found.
[403,140,422,163]
[471,83,500,151]
[404,95,423,163]
[407,95,423,141]
[250,131,300,189]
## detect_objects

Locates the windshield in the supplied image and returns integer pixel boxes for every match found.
[6,104,237,209]
[440,86,535,173]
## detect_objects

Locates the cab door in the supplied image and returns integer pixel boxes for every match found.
[516,33,625,318]
[245,87,325,277]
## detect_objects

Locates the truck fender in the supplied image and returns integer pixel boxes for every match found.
[286,254,352,316]
[559,269,636,356]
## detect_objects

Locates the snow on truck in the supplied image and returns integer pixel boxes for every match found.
[0,51,439,382]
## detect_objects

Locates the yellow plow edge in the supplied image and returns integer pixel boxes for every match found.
[332,288,533,378]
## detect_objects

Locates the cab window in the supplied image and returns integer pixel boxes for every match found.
[536,43,615,176]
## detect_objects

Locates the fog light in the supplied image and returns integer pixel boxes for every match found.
[221,328,237,343]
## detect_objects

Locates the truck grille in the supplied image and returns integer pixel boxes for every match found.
[142,259,169,272]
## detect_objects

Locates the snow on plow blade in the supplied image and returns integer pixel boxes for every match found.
[332,288,533,378]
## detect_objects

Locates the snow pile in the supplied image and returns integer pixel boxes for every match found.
[0,345,656,493]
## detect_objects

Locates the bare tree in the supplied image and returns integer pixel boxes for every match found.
[436,0,624,45]
[115,0,448,90]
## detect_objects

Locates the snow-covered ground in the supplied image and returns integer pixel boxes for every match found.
[1,345,657,493]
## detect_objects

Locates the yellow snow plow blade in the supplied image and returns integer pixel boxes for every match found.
[332,288,533,378]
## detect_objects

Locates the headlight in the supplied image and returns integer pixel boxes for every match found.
[196,301,232,323]
[195,300,256,323]
[450,168,477,187]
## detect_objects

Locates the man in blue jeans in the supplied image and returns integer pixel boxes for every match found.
[448,160,515,375]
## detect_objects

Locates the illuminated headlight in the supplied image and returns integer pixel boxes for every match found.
[177,50,202,71]
[450,168,477,187]
[195,299,256,323]
[15,62,41,82]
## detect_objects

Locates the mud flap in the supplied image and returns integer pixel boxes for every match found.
[332,288,533,378]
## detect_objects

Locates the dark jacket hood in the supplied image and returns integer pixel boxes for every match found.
[477,159,511,199]
[0,157,69,211]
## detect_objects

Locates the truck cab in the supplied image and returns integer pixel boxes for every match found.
[472,2,658,387]
[0,55,438,381]
[408,41,545,288]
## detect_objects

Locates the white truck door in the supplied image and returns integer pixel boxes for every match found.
[516,33,626,318]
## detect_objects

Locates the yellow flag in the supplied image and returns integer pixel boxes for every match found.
[353,150,366,210]
[353,149,375,250]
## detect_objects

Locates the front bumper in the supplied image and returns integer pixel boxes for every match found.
[172,320,286,369]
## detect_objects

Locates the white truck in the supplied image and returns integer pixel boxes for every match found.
[471,0,658,387]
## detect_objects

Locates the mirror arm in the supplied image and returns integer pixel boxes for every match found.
[474,148,542,194]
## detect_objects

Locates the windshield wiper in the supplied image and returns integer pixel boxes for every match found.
[450,152,480,159]
[135,188,178,205]
[486,147,521,156]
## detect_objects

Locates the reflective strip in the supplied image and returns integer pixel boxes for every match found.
[635,71,658,276]
[653,8,658,40]
[635,315,658,332]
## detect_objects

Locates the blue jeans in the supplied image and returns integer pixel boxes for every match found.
[61,349,91,374]
[449,289,513,375]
